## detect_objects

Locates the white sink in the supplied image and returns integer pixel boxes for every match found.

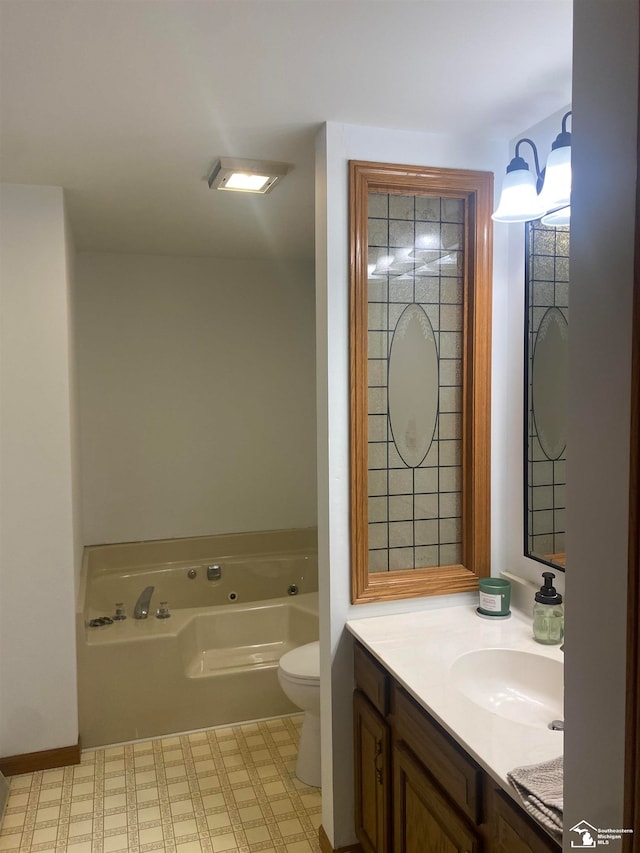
[450,649,563,729]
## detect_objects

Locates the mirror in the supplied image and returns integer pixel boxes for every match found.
[524,220,569,570]
[350,160,493,604]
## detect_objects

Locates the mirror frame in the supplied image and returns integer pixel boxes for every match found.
[349,160,493,604]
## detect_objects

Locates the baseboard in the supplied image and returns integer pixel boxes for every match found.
[0,738,81,776]
[319,824,363,853]
[0,772,9,828]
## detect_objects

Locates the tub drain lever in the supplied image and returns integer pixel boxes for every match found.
[207,564,222,581]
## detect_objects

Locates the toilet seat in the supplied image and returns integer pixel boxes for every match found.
[279,641,319,684]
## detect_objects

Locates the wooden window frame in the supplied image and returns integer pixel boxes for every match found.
[349,160,493,604]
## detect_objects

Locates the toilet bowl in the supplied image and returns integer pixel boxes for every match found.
[277,640,320,787]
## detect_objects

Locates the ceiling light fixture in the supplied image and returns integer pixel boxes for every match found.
[492,111,572,225]
[208,158,291,194]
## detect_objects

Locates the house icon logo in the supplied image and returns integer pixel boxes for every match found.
[570,820,598,847]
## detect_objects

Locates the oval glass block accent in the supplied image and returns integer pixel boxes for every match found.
[532,306,568,461]
[388,304,439,468]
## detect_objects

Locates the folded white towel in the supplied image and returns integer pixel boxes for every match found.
[507,755,563,841]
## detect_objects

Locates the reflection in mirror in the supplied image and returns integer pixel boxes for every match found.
[350,161,493,604]
[525,220,569,570]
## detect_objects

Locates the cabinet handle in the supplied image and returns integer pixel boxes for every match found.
[374,738,383,784]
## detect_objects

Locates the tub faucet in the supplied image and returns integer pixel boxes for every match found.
[134,586,154,619]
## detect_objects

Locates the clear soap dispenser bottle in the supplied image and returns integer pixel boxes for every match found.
[533,571,564,645]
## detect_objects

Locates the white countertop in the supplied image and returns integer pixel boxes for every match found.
[346,603,564,802]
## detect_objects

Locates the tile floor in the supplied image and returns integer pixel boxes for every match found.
[0,715,322,853]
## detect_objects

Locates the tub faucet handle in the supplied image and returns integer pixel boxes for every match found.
[156,601,171,619]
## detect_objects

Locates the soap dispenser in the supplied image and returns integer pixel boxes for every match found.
[533,571,564,645]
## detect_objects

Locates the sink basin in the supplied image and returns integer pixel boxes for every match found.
[450,649,563,729]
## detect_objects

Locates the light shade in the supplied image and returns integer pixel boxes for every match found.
[541,205,571,227]
[538,145,572,212]
[208,158,290,194]
[492,168,547,223]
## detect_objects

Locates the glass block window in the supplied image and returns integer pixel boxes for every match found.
[366,191,465,572]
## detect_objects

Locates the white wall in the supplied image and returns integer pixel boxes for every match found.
[75,253,316,545]
[565,2,638,848]
[0,184,79,756]
[316,122,509,847]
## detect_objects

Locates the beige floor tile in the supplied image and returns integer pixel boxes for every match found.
[0,816,24,834]
[66,841,94,852]
[35,803,60,823]
[285,841,315,853]
[136,803,162,823]
[201,793,226,810]
[256,765,278,779]
[8,775,31,790]
[37,786,62,803]
[72,764,94,780]
[0,716,320,853]
[0,833,22,852]
[269,798,294,817]
[172,817,198,837]
[68,817,93,837]
[103,831,129,851]
[103,811,128,830]
[31,826,58,845]
[72,780,95,797]
[237,804,263,823]
[232,786,257,804]
[139,825,164,844]
[210,832,238,852]
[6,791,29,809]
[166,763,189,779]
[104,775,126,791]
[277,819,304,837]
[176,841,204,853]
[103,793,127,810]
[244,824,271,844]
[44,768,65,783]
[206,811,231,830]
[69,799,94,817]
[171,799,195,818]
[136,786,160,804]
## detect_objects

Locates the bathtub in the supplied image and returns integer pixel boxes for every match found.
[77,528,318,747]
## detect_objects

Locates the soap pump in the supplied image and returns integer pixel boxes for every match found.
[533,571,564,645]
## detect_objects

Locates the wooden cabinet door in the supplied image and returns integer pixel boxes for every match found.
[485,785,560,853]
[393,743,481,853]
[353,689,390,853]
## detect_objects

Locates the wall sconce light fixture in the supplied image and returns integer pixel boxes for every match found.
[492,111,572,225]
[208,157,291,194]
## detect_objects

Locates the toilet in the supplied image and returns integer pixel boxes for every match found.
[277,640,320,787]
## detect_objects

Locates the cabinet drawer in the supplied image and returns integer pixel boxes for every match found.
[392,683,482,824]
[354,642,390,716]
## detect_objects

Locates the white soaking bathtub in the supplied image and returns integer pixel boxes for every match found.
[77,528,318,747]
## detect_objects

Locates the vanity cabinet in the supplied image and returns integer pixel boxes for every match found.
[393,742,481,853]
[353,643,391,853]
[353,641,560,853]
